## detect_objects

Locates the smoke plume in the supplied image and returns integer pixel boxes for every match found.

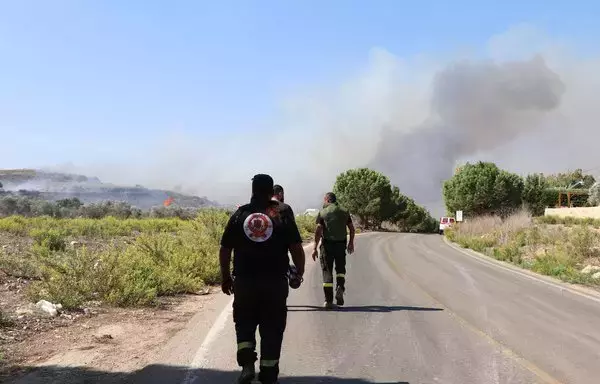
[41,25,600,216]
[371,56,566,212]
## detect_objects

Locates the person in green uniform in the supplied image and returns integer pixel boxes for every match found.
[311,192,355,309]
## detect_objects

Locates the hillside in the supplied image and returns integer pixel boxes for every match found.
[0,169,220,210]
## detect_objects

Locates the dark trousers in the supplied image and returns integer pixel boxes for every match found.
[320,240,347,303]
[233,276,289,383]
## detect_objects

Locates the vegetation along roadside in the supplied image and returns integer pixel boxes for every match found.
[442,162,600,288]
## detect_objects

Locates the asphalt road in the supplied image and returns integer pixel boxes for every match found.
[168,232,599,384]
[14,232,600,383]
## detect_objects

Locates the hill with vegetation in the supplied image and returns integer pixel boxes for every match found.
[0,169,219,211]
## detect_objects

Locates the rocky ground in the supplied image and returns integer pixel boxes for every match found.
[0,268,217,381]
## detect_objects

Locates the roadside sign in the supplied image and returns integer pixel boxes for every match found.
[456,210,463,222]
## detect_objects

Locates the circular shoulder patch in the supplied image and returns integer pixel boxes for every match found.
[243,213,274,242]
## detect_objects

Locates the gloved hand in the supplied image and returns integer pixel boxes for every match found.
[221,276,234,295]
[347,241,354,254]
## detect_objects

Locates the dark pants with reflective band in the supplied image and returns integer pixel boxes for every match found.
[233,276,289,383]
[320,240,347,303]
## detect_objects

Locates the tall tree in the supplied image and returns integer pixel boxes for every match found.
[332,168,436,232]
[333,168,394,229]
[522,173,549,216]
[443,161,524,216]
[545,169,596,189]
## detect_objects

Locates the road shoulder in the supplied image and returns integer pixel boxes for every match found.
[3,290,231,384]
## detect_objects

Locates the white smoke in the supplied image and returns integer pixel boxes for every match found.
[45,25,600,216]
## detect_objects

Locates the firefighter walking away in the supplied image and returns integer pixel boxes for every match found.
[312,192,355,309]
[219,174,305,384]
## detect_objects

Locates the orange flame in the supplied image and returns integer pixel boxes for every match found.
[163,196,175,207]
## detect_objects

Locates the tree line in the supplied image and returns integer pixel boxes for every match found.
[0,194,202,220]
[443,161,599,218]
[332,168,437,233]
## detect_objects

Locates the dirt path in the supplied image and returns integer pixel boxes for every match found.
[2,288,227,383]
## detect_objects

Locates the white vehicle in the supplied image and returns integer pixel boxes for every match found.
[302,208,319,217]
[439,216,455,234]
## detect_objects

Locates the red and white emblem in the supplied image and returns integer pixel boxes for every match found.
[243,213,274,242]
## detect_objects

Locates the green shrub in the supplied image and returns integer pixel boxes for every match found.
[458,235,497,252]
[0,251,41,279]
[295,215,317,241]
[493,243,522,264]
[569,226,598,261]
[27,246,121,309]
[19,212,229,308]
[27,223,224,308]
[0,216,28,236]
[30,228,66,251]
[105,226,221,306]
[531,247,579,279]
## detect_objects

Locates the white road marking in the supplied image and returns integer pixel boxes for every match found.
[181,300,234,384]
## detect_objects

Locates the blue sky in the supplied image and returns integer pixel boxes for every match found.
[1,0,598,170]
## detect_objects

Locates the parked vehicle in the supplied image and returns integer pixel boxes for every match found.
[439,216,455,234]
[302,208,319,217]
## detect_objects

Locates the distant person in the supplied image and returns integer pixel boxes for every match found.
[273,184,295,216]
[219,174,306,384]
[273,184,284,203]
[312,192,355,309]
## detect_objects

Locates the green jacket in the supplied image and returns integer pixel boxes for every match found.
[316,202,351,242]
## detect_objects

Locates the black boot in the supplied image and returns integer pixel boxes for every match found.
[335,286,344,306]
[258,365,279,384]
[323,285,334,308]
[237,364,256,384]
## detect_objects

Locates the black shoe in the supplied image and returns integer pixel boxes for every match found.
[237,364,256,384]
[335,287,344,306]
[258,366,279,384]
[323,301,334,310]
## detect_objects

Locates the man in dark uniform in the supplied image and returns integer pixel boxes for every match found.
[220,174,305,384]
[272,184,294,214]
[312,192,355,309]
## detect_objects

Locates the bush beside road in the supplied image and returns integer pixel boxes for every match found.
[445,211,600,286]
[0,209,321,374]
[1,210,320,309]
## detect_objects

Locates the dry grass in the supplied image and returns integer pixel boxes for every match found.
[456,210,532,242]
[537,215,600,228]
[445,209,600,286]
[446,209,532,252]
[0,212,318,310]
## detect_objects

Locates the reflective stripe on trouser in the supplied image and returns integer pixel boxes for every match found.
[320,240,347,303]
[232,276,288,383]
[258,359,280,384]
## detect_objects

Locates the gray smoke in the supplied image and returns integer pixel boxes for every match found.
[370,56,565,211]
[39,27,600,217]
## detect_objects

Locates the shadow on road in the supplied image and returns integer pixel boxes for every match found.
[5,364,410,384]
[287,305,443,313]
